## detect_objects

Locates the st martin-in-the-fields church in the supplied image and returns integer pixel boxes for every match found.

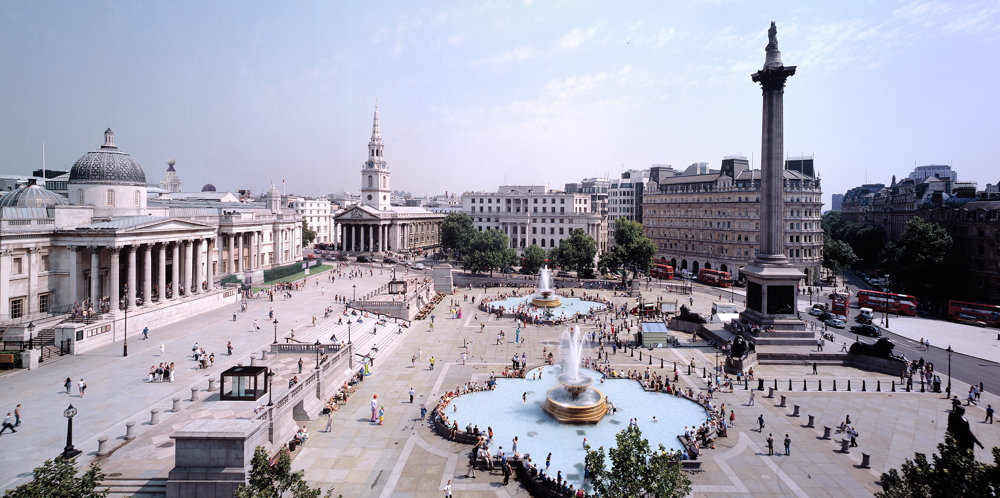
[334,104,443,256]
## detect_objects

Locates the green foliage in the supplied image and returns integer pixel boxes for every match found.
[520,244,546,274]
[301,220,317,247]
[584,425,691,498]
[3,456,109,498]
[263,260,309,282]
[880,217,953,298]
[599,219,655,286]
[821,211,885,268]
[553,228,598,278]
[220,274,242,285]
[461,229,515,276]
[236,446,327,498]
[440,212,475,257]
[877,434,1000,498]
[823,238,858,276]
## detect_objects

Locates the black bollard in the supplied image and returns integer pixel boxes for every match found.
[631,347,634,357]
[649,355,652,366]
[688,365,691,375]
[789,379,793,390]
[907,381,911,392]
[847,380,851,391]
[774,379,778,390]
[818,379,823,391]
[803,379,807,391]
[674,361,677,371]
[758,379,764,391]
[892,380,896,392]
[877,380,881,392]
[921,377,925,392]
[833,379,837,391]
[744,379,748,390]
[862,380,866,392]
[639,351,642,361]
[661,358,664,368]
[703,367,706,378]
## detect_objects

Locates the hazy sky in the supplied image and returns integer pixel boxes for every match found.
[2,1,999,208]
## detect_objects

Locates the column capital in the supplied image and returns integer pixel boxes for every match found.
[66,245,79,252]
[109,246,122,254]
[88,245,101,252]
[0,249,12,257]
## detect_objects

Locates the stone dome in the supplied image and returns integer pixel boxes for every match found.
[201,184,217,192]
[69,128,147,186]
[0,184,67,208]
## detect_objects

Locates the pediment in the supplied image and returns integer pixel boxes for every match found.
[334,206,382,221]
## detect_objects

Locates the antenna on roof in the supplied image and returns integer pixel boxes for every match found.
[41,140,46,181]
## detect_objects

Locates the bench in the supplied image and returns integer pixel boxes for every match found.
[681,460,703,472]
[0,353,15,369]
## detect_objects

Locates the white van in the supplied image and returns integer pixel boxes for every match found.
[859,307,874,319]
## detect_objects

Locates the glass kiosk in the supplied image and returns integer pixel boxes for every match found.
[220,365,268,401]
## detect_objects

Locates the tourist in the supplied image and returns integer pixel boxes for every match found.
[784,434,791,455]
[758,414,764,432]
[64,377,72,394]
[78,378,87,398]
[0,413,16,435]
[986,404,994,424]
[766,433,774,455]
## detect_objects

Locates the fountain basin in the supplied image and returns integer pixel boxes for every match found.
[543,383,606,424]
[531,291,562,308]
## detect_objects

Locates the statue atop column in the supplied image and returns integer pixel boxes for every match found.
[764,21,783,68]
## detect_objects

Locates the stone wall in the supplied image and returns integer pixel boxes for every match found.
[845,353,907,375]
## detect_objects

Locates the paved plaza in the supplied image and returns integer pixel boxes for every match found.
[1,268,998,497]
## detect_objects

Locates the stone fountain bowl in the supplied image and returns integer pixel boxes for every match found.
[531,291,562,308]
[557,372,593,396]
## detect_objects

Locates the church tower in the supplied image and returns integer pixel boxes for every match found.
[361,102,391,211]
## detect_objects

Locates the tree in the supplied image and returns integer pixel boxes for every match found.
[3,456,109,498]
[601,219,656,287]
[880,217,953,298]
[461,229,515,276]
[236,446,327,498]
[520,244,546,274]
[439,212,475,258]
[553,228,598,278]
[823,238,858,278]
[877,434,1000,497]
[584,425,691,498]
[301,219,317,247]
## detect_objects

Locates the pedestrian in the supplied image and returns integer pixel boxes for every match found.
[430,356,435,370]
[409,387,415,403]
[13,404,21,427]
[758,414,765,432]
[443,479,452,498]
[298,358,304,374]
[227,341,233,356]
[233,311,237,321]
[253,319,260,333]
[371,395,378,422]
[749,389,755,406]
[502,460,511,485]
[420,404,427,420]
[142,326,149,340]
[160,343,165,356]
[64,377,72,394]
[784,434,791,455]
[78,378,87,398]
[812,362,818,375]
[0,413,15,435]
[766,433,774,455]
[730,410,736,426]
[411,355,416,367]
[467,449,477,478]
[324,412,333,432]
[986,404,994,424]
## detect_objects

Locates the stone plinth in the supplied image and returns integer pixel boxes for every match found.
[166,418,267,498]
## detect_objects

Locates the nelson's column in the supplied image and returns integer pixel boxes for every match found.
[740,22,812,347]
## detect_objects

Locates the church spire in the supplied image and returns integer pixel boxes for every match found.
[371,100,382,143]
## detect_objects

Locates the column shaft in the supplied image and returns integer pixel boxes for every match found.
[109,248,120,311]
[67,247,78,305]
[127,246,136,308]
[184,240,193,295]
[143,245,152,304]
[205,238,214,290]
[171,242,179,300]
[158,244,167,301]
[90,248,100,304]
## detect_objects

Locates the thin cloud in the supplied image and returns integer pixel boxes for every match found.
[559,26,598,50]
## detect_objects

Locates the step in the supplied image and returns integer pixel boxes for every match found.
[101,477,166,497]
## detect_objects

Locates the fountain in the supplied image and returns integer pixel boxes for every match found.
[530,266,562,308]
[542,326,607,424]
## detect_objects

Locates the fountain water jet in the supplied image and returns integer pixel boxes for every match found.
[530,266,562,308]
[543,326,607,424]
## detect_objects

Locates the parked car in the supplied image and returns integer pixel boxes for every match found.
[850,324,882,337]
[824,317,847,329]
[383,257,399,264]
[956,313,987,327]
[399,260,411,266]
[816,311,833,322]
[356,255,373,263]
[809,306,826,317]
[413,263,425,270]
[557,271,573,278]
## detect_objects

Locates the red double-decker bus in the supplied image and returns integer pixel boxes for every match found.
[650,258,674,280]
[947,300,1000,327]
[698,269,732,288]
[856,290,917,316]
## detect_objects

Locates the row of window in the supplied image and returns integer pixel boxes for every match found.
[7,293,50,318]
[76,190,142,207]
[7,254,50,275]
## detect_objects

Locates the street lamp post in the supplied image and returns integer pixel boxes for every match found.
[348,320,352,345]
[62,405,81,459]
[946,345,953,398]
[352,284,356,301]
[266,369,275,407]
[315,339,321,369]
[123,306,128,357]
[272,319,278,344]
[26,321,35,351]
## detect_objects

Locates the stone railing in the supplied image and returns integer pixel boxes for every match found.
[269,342,343,354]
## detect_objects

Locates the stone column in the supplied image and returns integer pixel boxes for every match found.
[158,243,167,302]
[67,246,79,306]
[236,233,244,272]
[752,55,795,262]
[90,247,100,303]
[367,224,373,253]
[216,235,224,275]
[109,247,121,311]
[171,242,180,300]
[0,250,10,316]
[127,246,137,308]
[184,240,193,295]
[192,240,202,294]
[205,238,214,290]
[226,234,234,274]
[24,248,39,313]
[143,245,152,305]
[254,231,260,269]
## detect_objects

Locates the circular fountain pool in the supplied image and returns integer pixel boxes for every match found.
[446,365,706,490]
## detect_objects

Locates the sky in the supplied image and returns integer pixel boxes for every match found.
[1,1,999,209]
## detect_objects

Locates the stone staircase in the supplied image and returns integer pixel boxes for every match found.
[100,476,166,497]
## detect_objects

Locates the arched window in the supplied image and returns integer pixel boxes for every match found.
[77,190,85,205]
[550,239,555,248]
[106,189,115,206]
[541,239,546,247]
[367,175,373,188]
[133,190,140,206]
[382,176,386,188]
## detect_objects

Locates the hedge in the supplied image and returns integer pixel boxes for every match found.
[262,259,323,283]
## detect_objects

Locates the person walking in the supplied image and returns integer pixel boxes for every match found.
[324,412,333,433]
[13,404,21,427]
[784,434,791,456]
[409,387,415,403]
[430,356,435,370]
[812,362,818,375]
[159,343,165,356]
[749,389,755,406]
[502,460,511,485]
[227,341,233,356]
[78,378,87,398]
[0,413,16,435]
[64,377,72,394]
[253,319,260,333]
[142,326,149,340]
[420,404,427,420]
[757,414,765,432]
[766,433,774,455]
[986,404,994,424]
[467,449,477,478]
[298,358,304,374]
[443,479,452,498]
